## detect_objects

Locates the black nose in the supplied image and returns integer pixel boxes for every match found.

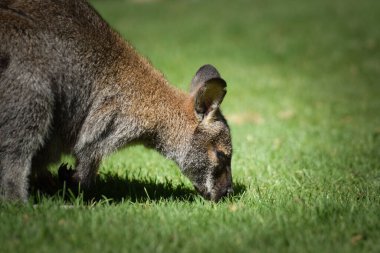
[226,187,234,195]
[221,187,234,198]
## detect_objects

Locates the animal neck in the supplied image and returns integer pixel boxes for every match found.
[112,45,197,167]
[152,91,196,167]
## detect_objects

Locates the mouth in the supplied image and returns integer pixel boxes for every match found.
[194,185,232,202]
[194,185,211,200]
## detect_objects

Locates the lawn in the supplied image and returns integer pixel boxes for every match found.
[1,0,380,252]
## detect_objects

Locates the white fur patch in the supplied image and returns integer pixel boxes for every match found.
[205,172,214,194]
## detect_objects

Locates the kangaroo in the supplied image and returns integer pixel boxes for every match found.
[0,0,233,202]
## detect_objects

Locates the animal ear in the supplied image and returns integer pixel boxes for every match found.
[190,64,222,92]
[190,65,226,120]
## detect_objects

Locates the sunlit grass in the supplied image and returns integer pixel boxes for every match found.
[1,0,379,252]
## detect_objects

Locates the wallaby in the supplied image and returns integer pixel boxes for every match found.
[0,0,233,202]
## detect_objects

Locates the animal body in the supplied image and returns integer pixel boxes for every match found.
[0,0,233,202]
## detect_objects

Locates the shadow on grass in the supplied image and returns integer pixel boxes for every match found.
[30,170,247,204]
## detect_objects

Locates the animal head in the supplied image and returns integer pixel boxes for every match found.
[181,64,233,202]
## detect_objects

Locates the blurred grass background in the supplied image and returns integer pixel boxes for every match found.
[1,0,380,252]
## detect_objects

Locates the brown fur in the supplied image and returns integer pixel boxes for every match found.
[0,0,232,202]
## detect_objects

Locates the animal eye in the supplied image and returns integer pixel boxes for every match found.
[216,151,227,162]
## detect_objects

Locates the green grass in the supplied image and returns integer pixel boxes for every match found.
[1,0,380,252]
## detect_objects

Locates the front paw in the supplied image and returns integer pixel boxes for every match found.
[58,163,76,185]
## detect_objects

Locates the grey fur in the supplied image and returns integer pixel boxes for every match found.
[0,0,233,202]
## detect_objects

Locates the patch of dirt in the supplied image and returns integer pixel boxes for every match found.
[226,112,264,125]
[277,109,295,120]
[351,234,366,245]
